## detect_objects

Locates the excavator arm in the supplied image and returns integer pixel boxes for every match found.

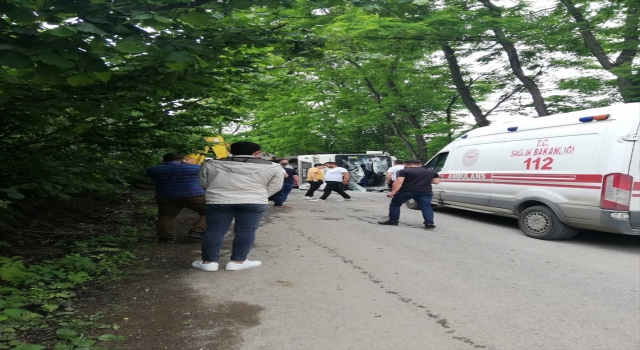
[183,136,229,164]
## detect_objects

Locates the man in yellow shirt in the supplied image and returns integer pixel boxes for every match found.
[303,163,325,199]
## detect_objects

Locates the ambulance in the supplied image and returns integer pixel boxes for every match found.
[411,103,640,240]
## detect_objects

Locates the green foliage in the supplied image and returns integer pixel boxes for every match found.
[1,0,637,213]
[0,0,324,215]
[0,228,141,349]
[239,2,470,160]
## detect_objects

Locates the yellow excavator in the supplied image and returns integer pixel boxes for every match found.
[183,136,229,164]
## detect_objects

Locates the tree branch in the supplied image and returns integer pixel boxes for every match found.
[478,0,549,116]
[559,0,614,70]
[149,0,218,12]
[440,42,490,126]
[484,84,526,118]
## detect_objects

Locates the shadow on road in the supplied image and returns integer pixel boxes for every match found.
[570,230,640,252]
[436,207,640,251]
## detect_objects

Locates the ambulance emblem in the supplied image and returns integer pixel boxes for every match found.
[462,148,479,166]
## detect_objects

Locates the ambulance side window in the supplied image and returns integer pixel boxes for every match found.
[424,152,449,172]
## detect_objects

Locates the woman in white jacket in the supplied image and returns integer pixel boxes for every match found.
[192,142,284,272]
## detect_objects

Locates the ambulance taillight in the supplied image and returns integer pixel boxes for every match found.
[600,173,633,211]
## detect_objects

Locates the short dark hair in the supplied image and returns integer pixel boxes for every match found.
[314,163,325,167]
[394,160,404,165]
[324,161,336,165]
[230,142,261,156]
[163,153,184,162]
[404,159,422,165]
[279,158,289,163]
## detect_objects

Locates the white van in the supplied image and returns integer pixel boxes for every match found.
[411,103,640,240]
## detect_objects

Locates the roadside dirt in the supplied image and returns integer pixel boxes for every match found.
[84,211,264,350]
[2,191,263,350]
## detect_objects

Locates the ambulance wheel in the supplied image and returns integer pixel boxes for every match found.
[405,199,438,211]
[518,205,579,240]
[406,199,420,210]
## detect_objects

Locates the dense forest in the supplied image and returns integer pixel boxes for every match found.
[1,0,638,216]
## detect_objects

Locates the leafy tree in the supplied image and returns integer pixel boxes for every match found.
[2,0,635,216]
[0,0,322,213]
[476,0,550,116]
[240,3,471,162]
[556,0,639,102]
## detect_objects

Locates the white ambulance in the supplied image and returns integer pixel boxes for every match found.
[411,103,640,240]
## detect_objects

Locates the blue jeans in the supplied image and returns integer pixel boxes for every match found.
[281,183,294,202]
[388,191,434,225]
[202,204,267,262]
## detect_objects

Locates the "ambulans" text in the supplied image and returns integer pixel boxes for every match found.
[448,173,487,180]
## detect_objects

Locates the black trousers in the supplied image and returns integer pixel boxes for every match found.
[304,180,324,197]
[320,181,351,200]
[268,189,284,206]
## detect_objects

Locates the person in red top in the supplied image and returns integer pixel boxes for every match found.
[378,159,440,229]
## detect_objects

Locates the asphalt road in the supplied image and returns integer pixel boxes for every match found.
[187,191,640,350]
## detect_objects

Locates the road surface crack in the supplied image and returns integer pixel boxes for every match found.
[304,235,487,349]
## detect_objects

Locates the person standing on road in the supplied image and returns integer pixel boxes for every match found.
[378,159,440,229]
[303,163,325,199]
[280,160,299,203]
[193,141,284,272]
[385,160,404,189]
[279,158,294,169]
[146,153,206,244]
[311,162,351,202]
[268,167,293,209]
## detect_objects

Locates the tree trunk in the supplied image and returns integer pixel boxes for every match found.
[345,59,421,159]
[445,93,459,143]
[385,77,428,162]
[478,0,550,116]
[559,0,639,102]
[440,42,490,127]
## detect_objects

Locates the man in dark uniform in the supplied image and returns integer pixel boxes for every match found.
[378,159,440,229]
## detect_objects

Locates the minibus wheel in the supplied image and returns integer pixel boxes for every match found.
[518,205,579,240]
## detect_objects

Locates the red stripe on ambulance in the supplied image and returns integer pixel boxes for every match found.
[492,173,603,183]
[440,172,605,189]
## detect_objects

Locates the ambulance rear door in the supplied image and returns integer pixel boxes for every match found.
[627,122,640,229]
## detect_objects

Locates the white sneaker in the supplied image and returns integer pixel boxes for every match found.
[226,260,262,271]
[309,198,325,202]
[303,196,312,200]
[336,198,351,201]
[192,261,219,271]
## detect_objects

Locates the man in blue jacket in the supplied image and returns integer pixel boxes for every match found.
[146,153,206,243]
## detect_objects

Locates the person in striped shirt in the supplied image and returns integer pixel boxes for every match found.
[146,153,206,243]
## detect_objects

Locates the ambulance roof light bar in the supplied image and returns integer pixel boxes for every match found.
[579,114,610,123]
[507,127,518,132]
